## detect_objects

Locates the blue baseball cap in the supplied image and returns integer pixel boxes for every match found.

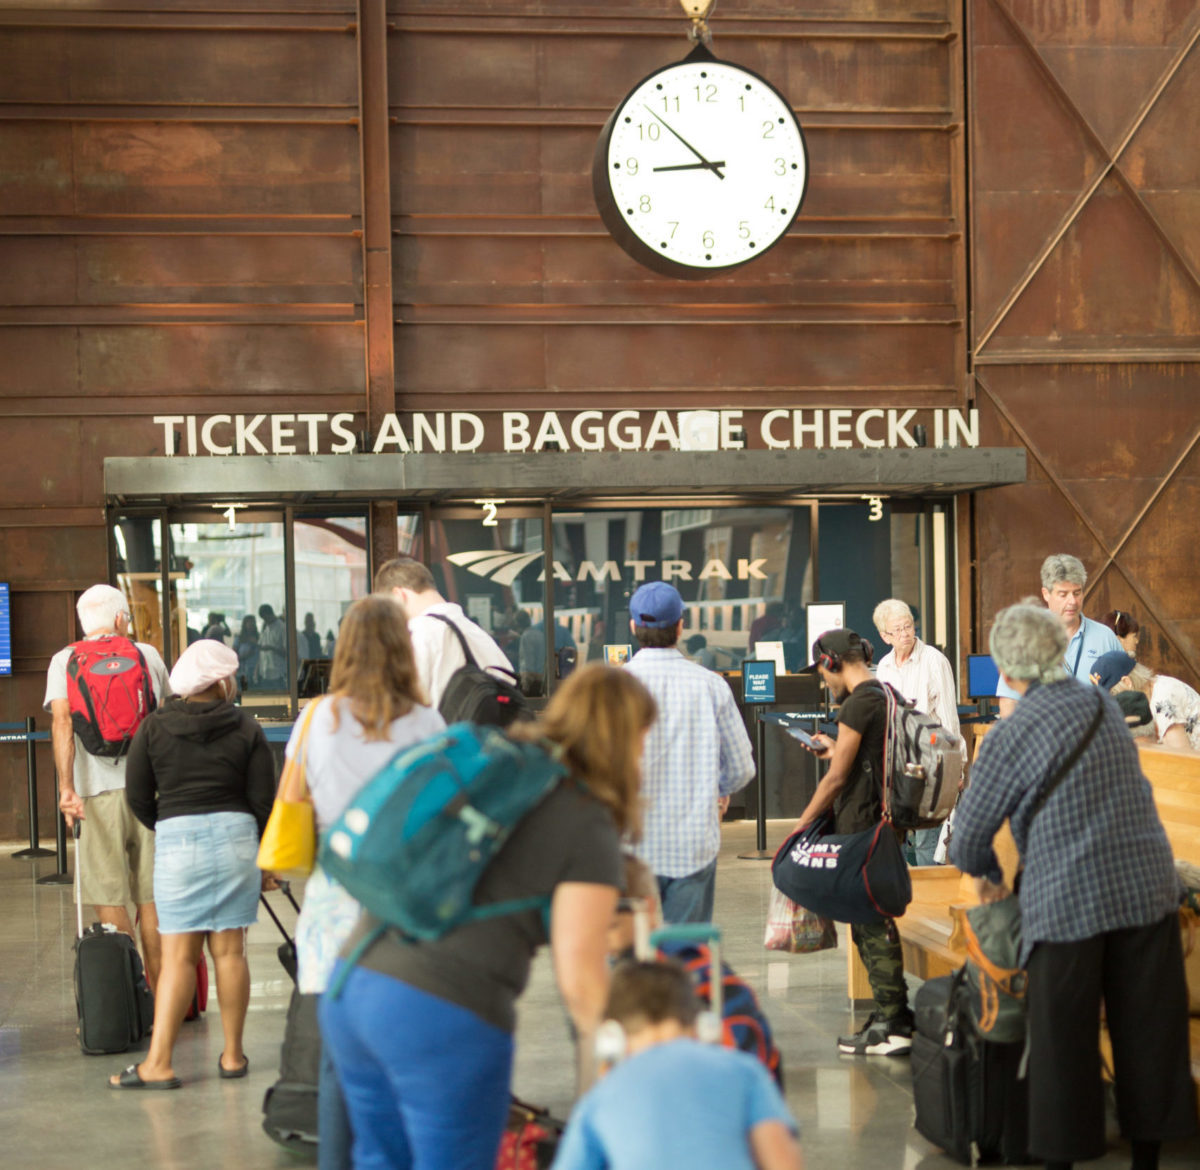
[1092,650,1136,691]
[629,582,684,629]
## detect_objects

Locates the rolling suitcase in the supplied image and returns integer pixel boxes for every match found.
[72,822,155,1055]
[911,972,1031,1165]
[261,883,320,1153]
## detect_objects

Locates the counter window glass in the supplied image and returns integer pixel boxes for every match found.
[426,507,547,696]
[549,506,815,673]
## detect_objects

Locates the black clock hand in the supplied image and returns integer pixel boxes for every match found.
[652,160,727,173]
[642,106,725,179]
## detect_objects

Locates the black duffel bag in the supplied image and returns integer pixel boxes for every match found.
[771,815,912,925]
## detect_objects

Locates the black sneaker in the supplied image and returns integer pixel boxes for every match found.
[837,1012,913,1056]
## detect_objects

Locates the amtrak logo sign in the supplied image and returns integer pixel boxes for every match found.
[448,550,769,587]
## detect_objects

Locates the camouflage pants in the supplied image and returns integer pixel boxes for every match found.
[851,919,909,1021]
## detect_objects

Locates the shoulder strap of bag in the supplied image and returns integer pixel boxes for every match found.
[1027,691,1105,822]
[426,611,481,669]
[881,682,900,819]
[280,697,323,803]
[1069,620,1088,677]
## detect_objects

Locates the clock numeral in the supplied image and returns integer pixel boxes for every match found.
[661,95,680,113]
[762,121,775,139]
[667,221,679,239]
[738,220,750,240]
[639,195,652,213]
[694,83,717,103]
[636,123,661,141]
[626,157,639,175]
[764,196,776,211]
[702,230,715,249]
[738,96,745,111]
[773,157,787,176]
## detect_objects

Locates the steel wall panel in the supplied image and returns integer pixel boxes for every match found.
[969,0,1200,686]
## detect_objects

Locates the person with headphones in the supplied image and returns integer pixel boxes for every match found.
[551,960,803,1170]
[792,629,914,1057]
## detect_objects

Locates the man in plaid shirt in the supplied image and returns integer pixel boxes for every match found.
[625,582,755,924]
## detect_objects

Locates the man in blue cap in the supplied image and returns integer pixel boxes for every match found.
[624,582,755,923]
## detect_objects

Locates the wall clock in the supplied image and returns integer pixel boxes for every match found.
[592,41,808,280]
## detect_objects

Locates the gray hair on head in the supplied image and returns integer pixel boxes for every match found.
[76,584,130,636]
[989,602,1069,685]
[872,598,912,637]
[1040,554,1086,591]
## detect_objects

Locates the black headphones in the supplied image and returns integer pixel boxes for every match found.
[814,633,873,672]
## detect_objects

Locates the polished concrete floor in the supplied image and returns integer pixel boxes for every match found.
[2,822,1197,1169]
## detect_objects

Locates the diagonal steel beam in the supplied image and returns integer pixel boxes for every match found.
[974,372,1200,676]
[976,1,1200,350]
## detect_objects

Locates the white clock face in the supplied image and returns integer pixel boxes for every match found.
[599,57,807,274]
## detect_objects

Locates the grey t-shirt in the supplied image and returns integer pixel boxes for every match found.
[346,780,623,1032]
[44,637,171,799]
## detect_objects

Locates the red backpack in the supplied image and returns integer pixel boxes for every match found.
[66,635,157,758]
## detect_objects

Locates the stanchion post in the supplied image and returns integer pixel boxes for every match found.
[36,760,72,886]
[15,716,55,860]
[738,713,774,861]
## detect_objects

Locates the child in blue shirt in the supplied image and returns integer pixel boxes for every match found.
[551,960,803,1170]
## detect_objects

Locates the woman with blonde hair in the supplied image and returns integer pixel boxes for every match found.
[290,595,446,1170]
[320,663,656,1170]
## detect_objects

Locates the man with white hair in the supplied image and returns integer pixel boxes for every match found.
[44,584,171,988]
[996,554,1122,719]
[873,599,960,864]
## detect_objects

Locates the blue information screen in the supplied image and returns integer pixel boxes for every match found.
[0,583,10,676]
[966,653,999,699]
[743,659,776,704]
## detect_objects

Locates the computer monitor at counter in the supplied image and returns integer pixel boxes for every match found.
[966,653,1000,700]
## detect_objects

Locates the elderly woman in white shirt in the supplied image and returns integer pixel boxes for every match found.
[872,598,962,864]
[1093,651,1200,753]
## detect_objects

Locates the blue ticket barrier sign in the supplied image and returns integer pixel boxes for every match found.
[743,659,776,704]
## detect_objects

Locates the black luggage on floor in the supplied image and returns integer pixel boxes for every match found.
[911,973,1031,1165]
[262,987,321,1153]
[75,923,155,1054]
[261,883,320,1154]
[73,823,154,1055]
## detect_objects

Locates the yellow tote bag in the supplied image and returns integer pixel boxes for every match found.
[257,698,323,879]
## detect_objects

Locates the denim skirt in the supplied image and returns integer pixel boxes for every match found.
[154,811,260,934]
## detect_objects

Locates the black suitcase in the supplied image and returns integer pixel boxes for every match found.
[260,883,321,1153]
[262,987,321,1152]
[72,824,155,1055]
[911,973,1032,1165]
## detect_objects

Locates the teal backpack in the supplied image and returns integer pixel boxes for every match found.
[319,723,566,984]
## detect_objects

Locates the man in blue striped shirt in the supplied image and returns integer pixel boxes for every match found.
[625,582,755,923]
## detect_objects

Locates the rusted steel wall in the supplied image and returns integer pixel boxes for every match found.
[390,0,966,412]
[0,0,965,835]
[967,0,1200,686]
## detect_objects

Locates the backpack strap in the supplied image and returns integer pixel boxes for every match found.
[426,611,481,669]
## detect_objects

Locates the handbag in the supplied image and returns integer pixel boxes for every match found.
[763,885,838,953]
[958,692,1106,1040]
[257,699,323,879]
[772,814,912,925]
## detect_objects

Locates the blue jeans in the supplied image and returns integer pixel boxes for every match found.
[318,1043,352,1170]
[319,964,513,1170]
[909,826,942,866]
[656,857,718,924]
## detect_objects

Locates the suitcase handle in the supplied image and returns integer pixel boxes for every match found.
[73,820,83,940]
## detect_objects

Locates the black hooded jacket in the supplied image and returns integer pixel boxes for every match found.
[124,697,276,835]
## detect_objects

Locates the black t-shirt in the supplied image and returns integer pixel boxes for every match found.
[347,779,623,1032]
[833,678,888,834]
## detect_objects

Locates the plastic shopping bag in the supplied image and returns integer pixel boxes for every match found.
[764,885,838,953]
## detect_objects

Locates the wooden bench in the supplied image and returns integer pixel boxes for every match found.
[846,739,1200,1097]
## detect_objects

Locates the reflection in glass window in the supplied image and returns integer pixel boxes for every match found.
[550,507,814,673]
[166,519,288,706]
[293,515,369,696]
[428,512,549,696]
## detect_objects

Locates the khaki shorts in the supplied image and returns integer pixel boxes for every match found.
[77,789,156,908]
